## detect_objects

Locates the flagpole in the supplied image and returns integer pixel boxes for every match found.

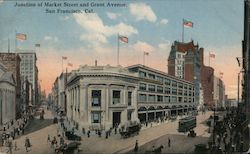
[8,38,10,53]
[117,33,120,66]
[15,30,17,52]
[208,52,210,66]
[143,52,145,66]
[62,57,64,73]
[182,19,184,43]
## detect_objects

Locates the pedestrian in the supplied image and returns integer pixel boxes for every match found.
[168,138,171,147]
[25,137,31,152]
[14,141,17,151]
[134,140,138,153]
[47,134,50,143]
[105,131,108,139]
[87,130,90,138]
[59,136,64,145]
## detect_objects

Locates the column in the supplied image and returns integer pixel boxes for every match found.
[154,110,156,120]
[105,85,110,126]
[146,110,148,122]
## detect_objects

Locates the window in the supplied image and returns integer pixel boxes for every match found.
[184,90,187,96]
[172,81,177,87]
[184,97,187,102]
[128,92,132,106]
[178,97,182,102]
[165,87,171,94]
[178,83,183,89]
[178,89,183,95]
[148,74,155,80]
[172,88,177,95]
[139,83,147,91]
[157,95,163,102]
[139,94,147,102]
[148,85,155,92]
[91,112,101,123]
[156,76,163,83]
[165,79,171,86]
[164,96,170,102]
[172,96,177,102]
[92,90,101,106]
[148,95,156,102]
[127,111,132,121]
[113,90,120,104]
[139,71,146,78]
[157,86,163,93]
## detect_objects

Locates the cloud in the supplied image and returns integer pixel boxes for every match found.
[73,13,138,44]
[133,41,156,53]
[106,12,121,20]
[129,3,157,23]
[159,19,168,25]
[0,0,3,4]
[44,36,58,42]
[158,40,171,50]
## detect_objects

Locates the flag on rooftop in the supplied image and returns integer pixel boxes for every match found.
[35,44,40,47]
[118,35,128,43]
[183,19,193,28]
[62,56,67,60]
[68,63,73,67]
[144,52,149,56]
[16,33,27,41]
[209,53,215,58]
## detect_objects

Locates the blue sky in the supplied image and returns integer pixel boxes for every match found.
[0,0,245,97]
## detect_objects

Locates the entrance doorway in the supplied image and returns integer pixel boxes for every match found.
[113,112,121,128]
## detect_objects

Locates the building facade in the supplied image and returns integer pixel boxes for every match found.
[127,64,196,123]
[0,62,16,125]
[213,76,225,108]
[18,51,38,105]
[0,52,21,118]
[66,65,139,130]
[58,72,67,112]
[168,41,203,106]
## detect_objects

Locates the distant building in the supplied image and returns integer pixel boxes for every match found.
[213,76,225,108]
[0,52,21,118]
[18,51,38,105]
[201,66,214,108]
[58,72,68,112]
[0,62,16,125]
[225,98,237,108]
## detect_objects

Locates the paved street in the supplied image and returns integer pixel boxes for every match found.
[0,105,213,154]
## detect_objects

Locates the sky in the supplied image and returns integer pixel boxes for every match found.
[0,0,244,98]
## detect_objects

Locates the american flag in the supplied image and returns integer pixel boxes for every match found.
[16,33,27,41]
[68,63,73,67]
[62,56,67,60]
[144,52,149,56]
[183,19,193,28]
[210,53,215,58]
[118,35,128,43]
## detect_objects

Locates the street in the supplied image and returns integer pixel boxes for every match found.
[0,104,213,154]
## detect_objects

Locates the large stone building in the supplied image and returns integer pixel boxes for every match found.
[0,62,16,125]
[0,53,21,118]
[66,65,139,130]
[18,51,38,105]
[201,66,214,108]
[168,41,203,106]
[64,64,196,131]
[127,64,196,123]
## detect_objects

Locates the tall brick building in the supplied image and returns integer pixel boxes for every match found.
[168,41,203,106]
[168,40,215,108]
[0,53,21,118]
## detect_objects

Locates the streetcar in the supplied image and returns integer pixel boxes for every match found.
[178,116,197,132]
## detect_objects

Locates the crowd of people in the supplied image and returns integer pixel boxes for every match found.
[209,108,247,153]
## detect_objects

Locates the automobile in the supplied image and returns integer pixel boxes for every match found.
[55,141,81,153]
[65,131,81,141]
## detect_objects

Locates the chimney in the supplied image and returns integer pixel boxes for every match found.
[95,60,97,66]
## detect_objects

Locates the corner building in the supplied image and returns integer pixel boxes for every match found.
[66,65,139,130]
